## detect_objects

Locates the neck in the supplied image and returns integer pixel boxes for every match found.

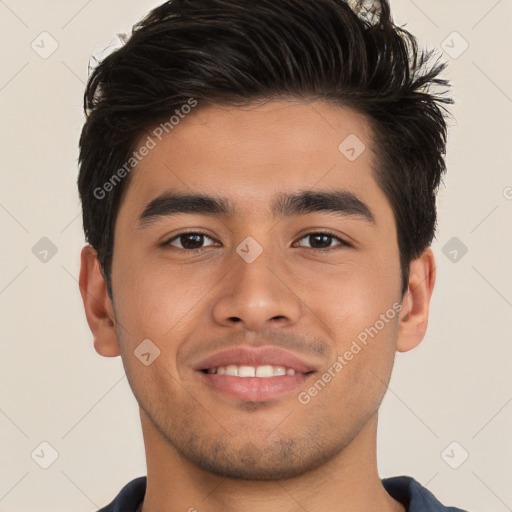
[139,410,404,512]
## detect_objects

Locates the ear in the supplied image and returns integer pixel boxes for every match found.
[396,247,436,353]
[79,245,120,357]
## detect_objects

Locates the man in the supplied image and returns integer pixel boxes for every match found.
[77,0,468,510]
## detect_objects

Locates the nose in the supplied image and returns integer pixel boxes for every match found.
[211,242,302,332]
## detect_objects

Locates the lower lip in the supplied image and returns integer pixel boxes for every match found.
[197,371,313,402]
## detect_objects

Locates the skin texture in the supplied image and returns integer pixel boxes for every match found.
[80,99,436,512]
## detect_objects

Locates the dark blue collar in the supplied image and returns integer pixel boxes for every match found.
[98,475,469,512]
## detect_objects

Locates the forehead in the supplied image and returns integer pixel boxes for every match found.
[119,99,387,221]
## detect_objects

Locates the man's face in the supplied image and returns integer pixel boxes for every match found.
[109,100,405,479]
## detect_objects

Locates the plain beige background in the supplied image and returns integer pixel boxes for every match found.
[0,1,511,510]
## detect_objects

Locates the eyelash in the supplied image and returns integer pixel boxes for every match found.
[162,230,351,254]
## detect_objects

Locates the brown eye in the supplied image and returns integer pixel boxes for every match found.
[295,232,348,250]
[166,232,217,250]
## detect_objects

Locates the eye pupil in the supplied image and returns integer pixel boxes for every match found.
[181,233,204,249]
[310,234,332,248]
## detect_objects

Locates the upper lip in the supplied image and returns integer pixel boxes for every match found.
[193,346,321,374]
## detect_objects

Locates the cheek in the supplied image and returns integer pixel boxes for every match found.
[112,255,221,344]
[319,315,399,415]
[297,317,398,441]
[304,251,400,333]
[304,246,401,388]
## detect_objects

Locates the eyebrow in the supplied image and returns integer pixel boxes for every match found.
[137,189,376,228]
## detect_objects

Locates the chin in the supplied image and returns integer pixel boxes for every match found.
[177,435,342,481]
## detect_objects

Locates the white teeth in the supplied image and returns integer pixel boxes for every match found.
[238,366,256,377]
[225,365,239,376]
[273,366,286,376]
[255,365,274,377]
[206,364,299,378]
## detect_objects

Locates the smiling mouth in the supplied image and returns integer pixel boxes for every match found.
[201,364,315,378]
[198,364,317,402]
[194,346,320,401]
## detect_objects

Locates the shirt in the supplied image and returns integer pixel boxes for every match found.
[97,475,469,511]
